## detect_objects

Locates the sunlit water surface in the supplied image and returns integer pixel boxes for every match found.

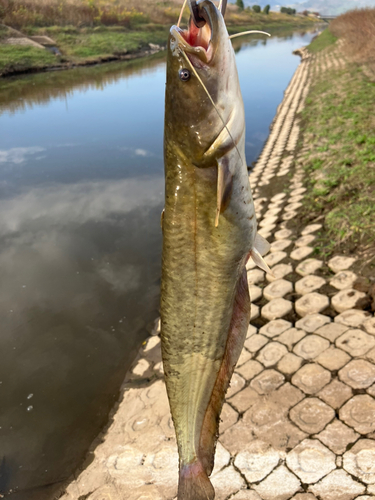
[0,27,319,499]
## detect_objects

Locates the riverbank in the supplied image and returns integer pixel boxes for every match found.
[0,12,319,77]
[54,31,375,500]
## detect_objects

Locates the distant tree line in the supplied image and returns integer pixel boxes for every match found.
[236,2,271,14]
[280,6,296,15]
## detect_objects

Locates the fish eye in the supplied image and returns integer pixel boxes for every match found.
[179,68,191,82]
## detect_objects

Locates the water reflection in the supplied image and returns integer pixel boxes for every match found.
[0,28,318,499]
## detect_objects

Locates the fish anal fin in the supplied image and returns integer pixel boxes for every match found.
[215,158,233,227]
[198,267,250,475]
[178,461,214,500]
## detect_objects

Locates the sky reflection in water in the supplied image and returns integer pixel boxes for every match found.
[0,28,318,499]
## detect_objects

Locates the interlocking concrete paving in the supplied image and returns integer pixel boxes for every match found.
[61,47,375,500]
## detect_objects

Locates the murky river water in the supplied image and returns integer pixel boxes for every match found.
[0,27,319,499]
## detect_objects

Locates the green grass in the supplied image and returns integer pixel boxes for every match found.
[307,28,337,53]
[0,44,56,73]
[48,26,168,59]
[298,46,375,263]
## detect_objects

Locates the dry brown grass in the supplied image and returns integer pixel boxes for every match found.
[330,7,375,66]
[0,0,185,29]
[0,0,316,30]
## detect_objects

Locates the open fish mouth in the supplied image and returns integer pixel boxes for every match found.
[170,2,216,65]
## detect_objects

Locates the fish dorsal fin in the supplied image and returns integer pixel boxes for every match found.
[251,247,272,275]
[254,232,270,256]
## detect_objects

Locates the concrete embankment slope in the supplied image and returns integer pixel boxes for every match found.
[60,47,375,500]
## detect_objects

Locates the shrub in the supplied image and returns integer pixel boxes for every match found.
[280,7,296,15]
[252,4,261,13]
[236,0,244,10]
[263,4,270,14]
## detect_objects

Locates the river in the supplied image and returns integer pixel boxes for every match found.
[0,27,319,499]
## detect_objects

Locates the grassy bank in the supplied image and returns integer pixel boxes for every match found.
[296,15,375,276]
[0,0,318,76]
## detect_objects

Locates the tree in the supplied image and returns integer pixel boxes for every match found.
[263,4,270,14]
[236,0,244,10]
[280,6,296,15]
[252,4,261,13]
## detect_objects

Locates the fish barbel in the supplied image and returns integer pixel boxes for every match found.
[160,2,271,498]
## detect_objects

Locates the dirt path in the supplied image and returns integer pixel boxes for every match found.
[59,48,375,500]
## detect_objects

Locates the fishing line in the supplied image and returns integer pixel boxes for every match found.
[179,48,243,170]
[229,30,271,39]
[177,0,187,28]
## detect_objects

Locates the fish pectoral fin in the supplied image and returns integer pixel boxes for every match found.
[251,247,274,276]
[215,158,233,227]
[160,208,165,230]
[254,232,270,256]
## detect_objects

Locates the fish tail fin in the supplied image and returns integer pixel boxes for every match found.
[178,461,215,500]
[198,267,250,475]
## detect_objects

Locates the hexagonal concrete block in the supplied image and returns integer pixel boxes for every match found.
[211,465,246,500]
[335,309,371,328]
[257,342,288,367]
[292,363,331,394]
[236,360,263,382]
[230,491,262,500]
[343,439,375,484]
[247,324,258,338]
[339,360,375,389]
[250,369,285,395]
[244,334,268,353]
[330,271,358,290]
[247,268,265,285]
[315,323,348,342]
[286,439,336,484]
[282,211,297,221]
[363,317,375,335]
[317,420,359,455]
[263,279,293,301]
[277,328,306,350]
[316,347,351,371]
[295,234,316,247]
[237,348,253,367]
[234,440,281,483]
[296,258,323,277]
[277,353,303,375]
[291,187,307,196]
[336,329,375,357]
[293,335,330,360]
[308,469,365,500]
[340,395,375,434]
[318,379,353,410]
[295,292,329,317]
[227,386,259,414]
[264,251,287,267]
[291,246,314,261]
[301,224,322,235]
[290,398,335,434]
[274,228,293,240]
[250,285,262,302]
[331,289,367,313]
[328,255,356,273]
[295,275,326,295]
[250,304,260,320]
[270,239,292,253]
[253,465,301,500]
[295,314,331,333]
[226,373,246,399]
[285,202,302,212]
[260,319,292,338]
[266,263,293,283]
[262,298,293,320]
[271,192,287,202]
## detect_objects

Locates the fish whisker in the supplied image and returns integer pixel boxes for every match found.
[229,30,271,39]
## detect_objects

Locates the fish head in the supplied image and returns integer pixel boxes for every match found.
[165,0,245,166]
